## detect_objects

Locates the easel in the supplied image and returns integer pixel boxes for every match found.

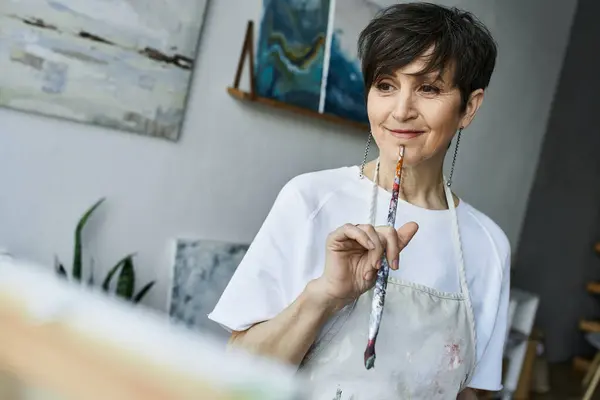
[231,20,257,99]
[226,20,369,131]
[0,257,302,400]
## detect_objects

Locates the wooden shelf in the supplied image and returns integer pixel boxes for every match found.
[580,319,600,333]
[227,87,369,131]
[588,282,600,294]
[576,245,600,375]
[574,356,592,372]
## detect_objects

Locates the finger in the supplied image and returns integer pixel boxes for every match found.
[364,269,376,282]
[396,222,419,251]
[328,223,376,251]
[357,224,385,270]
[377,226,400,270]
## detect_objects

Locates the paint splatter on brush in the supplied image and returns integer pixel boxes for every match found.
[364,145,405,370]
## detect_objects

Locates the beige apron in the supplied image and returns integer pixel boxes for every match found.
[299,166,477,400]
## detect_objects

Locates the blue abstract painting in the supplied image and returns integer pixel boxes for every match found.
[255,0,383,125]
[255,0,331,112]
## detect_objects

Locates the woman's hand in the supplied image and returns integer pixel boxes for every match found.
[311,222,419,309]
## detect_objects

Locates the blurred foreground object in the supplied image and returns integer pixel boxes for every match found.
[0,257,304,400]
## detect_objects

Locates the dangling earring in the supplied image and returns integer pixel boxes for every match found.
[359,131,372,179]
[447,127,463,187]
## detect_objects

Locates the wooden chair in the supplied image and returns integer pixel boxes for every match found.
[582,332,600,399]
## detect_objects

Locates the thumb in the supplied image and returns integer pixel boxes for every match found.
[396,222,419,250]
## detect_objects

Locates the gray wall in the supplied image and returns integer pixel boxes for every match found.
[0,0,578,312]
[514,0,600,362]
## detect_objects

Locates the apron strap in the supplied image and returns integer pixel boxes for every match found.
[443,181,478,385]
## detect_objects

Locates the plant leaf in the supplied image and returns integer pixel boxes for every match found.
[54,255,67,278]
[116,256,135,300]
[133,281,155,304]
[73,197,105,281]
[101,253,133,291]
[88,257,95,286]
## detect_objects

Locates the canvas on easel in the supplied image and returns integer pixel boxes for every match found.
[0,256,303,400]
[501,288,540,399]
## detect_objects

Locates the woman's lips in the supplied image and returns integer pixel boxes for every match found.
[387,129,425,139]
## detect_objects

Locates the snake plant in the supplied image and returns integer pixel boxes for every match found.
[55,197,155,304]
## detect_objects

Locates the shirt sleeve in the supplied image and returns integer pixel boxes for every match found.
[207,179,310,332]
[468,249,511,391]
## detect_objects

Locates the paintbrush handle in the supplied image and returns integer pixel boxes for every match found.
[364,146,405,370]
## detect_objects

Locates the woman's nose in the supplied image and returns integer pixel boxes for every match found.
[391,91,418,121]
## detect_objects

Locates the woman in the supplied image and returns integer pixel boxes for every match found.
[209,3,510,399]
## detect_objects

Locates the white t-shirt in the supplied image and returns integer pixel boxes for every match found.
[208,165,511,391]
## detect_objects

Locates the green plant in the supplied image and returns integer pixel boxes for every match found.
[55,197,155,304]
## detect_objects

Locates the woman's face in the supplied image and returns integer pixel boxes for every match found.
[367,56,483,168]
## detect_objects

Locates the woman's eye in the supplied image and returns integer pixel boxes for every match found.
[376,82,394,92]
[420,84,441,94]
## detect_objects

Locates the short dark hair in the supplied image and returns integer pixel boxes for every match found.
[357,2,497,111]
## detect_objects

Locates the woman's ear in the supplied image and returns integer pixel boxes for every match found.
[459,89,485,129]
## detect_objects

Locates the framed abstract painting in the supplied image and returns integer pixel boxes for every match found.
[0,0,208,141]
[254,0,384,125]
[168,238,249,340]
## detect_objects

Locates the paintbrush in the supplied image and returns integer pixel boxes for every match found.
[364,145,405,370]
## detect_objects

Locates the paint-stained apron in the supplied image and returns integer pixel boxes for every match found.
[299,183,477,400]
